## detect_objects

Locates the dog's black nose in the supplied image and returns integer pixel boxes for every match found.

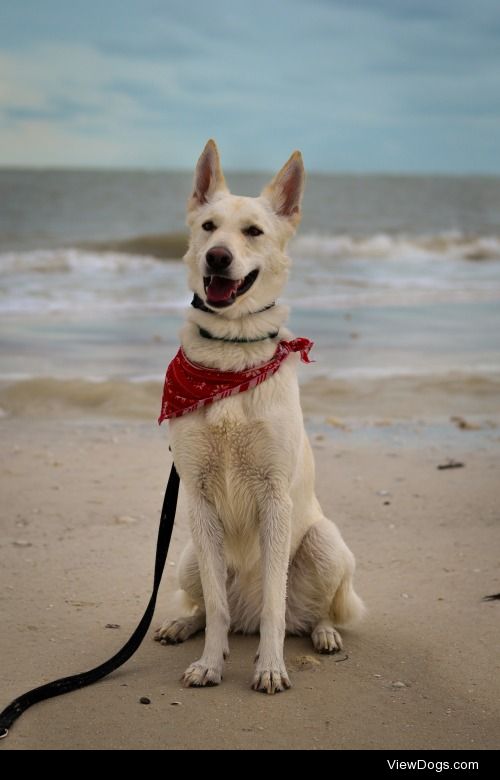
[206,246,233,271]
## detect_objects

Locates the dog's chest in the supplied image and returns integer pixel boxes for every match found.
[195,404,271,542]
[202,398,268,497]
[170,363,300,522]
[173,392,284,512]
[170,367,302,567]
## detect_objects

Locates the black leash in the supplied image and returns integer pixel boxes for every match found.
[0,463,180,741]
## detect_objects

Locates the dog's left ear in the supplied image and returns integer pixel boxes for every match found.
[189,139,228,212]
[261,151,304,225]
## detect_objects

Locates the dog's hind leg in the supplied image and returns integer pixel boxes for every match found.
[155,541,206,644]
[286,518,365,653]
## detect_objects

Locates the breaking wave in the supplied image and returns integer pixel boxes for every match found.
[292,231,500,261]
[1,231,500,316]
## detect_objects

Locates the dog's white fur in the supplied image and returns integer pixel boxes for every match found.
[155,140,364,694]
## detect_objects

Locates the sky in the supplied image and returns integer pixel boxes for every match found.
[0,0,499,173]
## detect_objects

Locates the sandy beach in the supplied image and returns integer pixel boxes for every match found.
[1,414,499,750]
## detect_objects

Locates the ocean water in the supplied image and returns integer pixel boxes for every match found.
[1,170,500,421]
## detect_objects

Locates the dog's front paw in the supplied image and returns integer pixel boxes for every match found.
[181,661,223,688]
[252,667,291,695]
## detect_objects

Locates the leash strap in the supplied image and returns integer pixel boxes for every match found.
[0,463,180,740]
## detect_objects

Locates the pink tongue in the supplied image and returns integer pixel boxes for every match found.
[206,276,240,303]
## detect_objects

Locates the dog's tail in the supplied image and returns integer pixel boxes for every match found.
[331,573,366,627]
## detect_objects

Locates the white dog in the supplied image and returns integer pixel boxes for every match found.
[155,140,364,694]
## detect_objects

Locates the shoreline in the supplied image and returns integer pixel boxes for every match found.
[1,371,500,425]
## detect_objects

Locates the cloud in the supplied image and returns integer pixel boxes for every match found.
[4,96,101,123]
[0,0,499,171]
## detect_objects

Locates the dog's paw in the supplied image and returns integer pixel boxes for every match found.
[154,615,205,645]
[311,623,343,654]
[181,661,223,688]
[251,668,291,695]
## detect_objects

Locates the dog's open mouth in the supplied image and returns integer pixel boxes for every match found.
[203,269,259,307]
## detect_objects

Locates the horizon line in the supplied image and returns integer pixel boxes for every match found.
[1,164,499,179]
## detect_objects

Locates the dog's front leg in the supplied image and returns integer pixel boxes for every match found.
[181,495,229,688]
[252,489,292,694]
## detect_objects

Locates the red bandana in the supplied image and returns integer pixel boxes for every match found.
[158,338,313,423]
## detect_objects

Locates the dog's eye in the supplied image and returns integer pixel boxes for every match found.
[243,225,263,237]
[202,220,217,232]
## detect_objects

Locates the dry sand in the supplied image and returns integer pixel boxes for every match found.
[1,416,499,750]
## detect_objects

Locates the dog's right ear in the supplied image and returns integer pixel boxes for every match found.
[188,139,228,211]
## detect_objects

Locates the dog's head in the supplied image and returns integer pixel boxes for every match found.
[184,139,304,316]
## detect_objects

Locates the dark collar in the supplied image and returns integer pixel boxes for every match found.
[198,326,279,343]
[191,293,275,315]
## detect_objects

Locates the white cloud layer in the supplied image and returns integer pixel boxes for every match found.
[0,0,499,171]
